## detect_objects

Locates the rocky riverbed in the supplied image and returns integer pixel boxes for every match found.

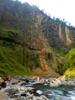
[0,76,75,100]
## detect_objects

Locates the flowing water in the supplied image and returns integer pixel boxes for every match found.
[33,84,75,100]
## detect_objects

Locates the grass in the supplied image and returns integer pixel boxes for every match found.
[64,67,75,77]
[0,25,20,37]
[64,48,75,77]
[0,25,40,76]
[0,45,31,76]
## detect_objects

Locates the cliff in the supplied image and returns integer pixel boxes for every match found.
[0,0,75,77]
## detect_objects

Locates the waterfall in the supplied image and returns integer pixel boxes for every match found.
[58,24,65,42]
[65,26,72,46]
[59,24,62,40]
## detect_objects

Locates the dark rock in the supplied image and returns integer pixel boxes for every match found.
[21,93,26,97]
[0,81,6,88]
[5,88,18,96]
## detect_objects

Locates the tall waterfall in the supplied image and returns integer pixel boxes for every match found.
[59,24,62,40]
[65,26,72,46]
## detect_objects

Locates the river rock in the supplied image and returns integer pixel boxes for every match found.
[0,92,9,100]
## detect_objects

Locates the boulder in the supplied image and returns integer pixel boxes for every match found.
[0,79,6,88]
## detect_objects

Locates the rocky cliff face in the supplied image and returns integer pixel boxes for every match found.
[0,0,75,76]
[34,11,75,50]
[40,15,75,49]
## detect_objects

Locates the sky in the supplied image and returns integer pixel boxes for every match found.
[18,0,75,26]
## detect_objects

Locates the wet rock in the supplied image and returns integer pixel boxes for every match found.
[25,95,49,100]
[0,79,6,88]
[10,79,20,85]
[44,90,54,98]
[1,82,6,88]
[4,88,19,97]
[21,93,27,96]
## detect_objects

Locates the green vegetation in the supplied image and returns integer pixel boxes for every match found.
[64,49,75,77]
[0,0,75,77]
[0,45,31,76]
[65,68,75,77]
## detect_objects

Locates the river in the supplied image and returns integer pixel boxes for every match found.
[33,84,75,100]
